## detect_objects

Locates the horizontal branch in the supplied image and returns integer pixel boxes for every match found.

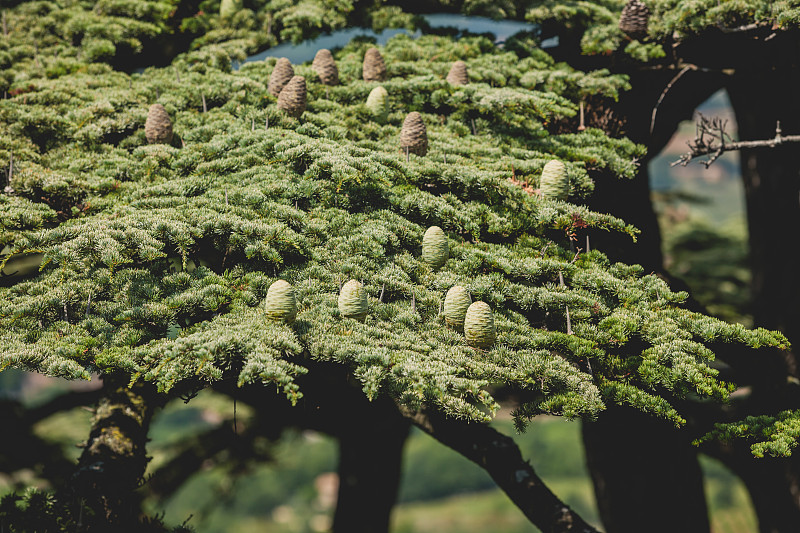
[28,387,104,424]
[399,405,599,533]
[673,116,800,168]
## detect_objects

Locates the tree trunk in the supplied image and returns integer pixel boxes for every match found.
[73,376,164,530]
[582,68,726,533]
[582,407,710,533]
[332,412,410,533]
[718,53,800,533]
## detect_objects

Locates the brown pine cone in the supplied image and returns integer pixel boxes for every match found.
[619,0,651,39]
[400,112,428,157]
[268,57,294,97]
[362,47,387,82]
[144,103,173,145]
[312,49,339,85]
[277,76,306,118]
[446,60,468,85]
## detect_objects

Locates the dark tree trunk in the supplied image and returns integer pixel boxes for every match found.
[583,407,710,533]
[73,377,164,530]
[716,50,800,533]
[582,68,726,533]
[332,411,410,533]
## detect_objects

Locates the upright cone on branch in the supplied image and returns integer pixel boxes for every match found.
[443,286,471,331]
[422,226,448,270]
[539,159,569,201]
[446,61,468,85]
[619,0,651,39]
[277,76,306,118]
[338,280,368,322]
[144,104,173,145]
[400,112,428,157]
[312,49,339,85]
[362,47,387,82]
[268,58,294,97]
[464,301,496,349]
[264,280,297,324]
[219,0,243,20]
[366,86,389,121]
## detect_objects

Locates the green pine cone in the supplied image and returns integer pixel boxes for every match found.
[539,160,569,201]
[265,280,297,324]
[443,286,471,331]
[338,280,368,322]
[422,226,448,270]
[366,86,389,122]
[464,301,496,349]
[220,0,243,19]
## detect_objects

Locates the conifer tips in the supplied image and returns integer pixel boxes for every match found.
[268,58,294,97]
[464,301,496,349]
[362,47,387,82]
[265,280,297,324]
[366,86,389,122]
[312,49,339,85]
[446,61,468,86]
[400,112,428,157]
[277,75,306,118]
[422,226,448,270]
[144,103,173,145]
[539,160,569,201]
[339,280,368,322]
[443,286,471,331]
[619,0,651,39]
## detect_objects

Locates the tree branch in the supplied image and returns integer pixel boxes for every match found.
[398,405,600,533]
[28,387,104,424]
[673,114,800,168]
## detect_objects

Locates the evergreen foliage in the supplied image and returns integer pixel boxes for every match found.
[0,0,795,477]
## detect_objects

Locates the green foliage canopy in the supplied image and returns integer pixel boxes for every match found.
[0,0,791,447]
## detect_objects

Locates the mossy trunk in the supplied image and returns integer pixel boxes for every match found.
[73,377,164,529]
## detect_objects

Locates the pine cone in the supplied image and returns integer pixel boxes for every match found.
[464,301,496,349]
[219,0,243,20]
[338,280,368,322]
[539,159,569,201]
[144,103,173,145]
[619,0,651,39]
[312,49,339,86]
[362,47,387,82]
[400,112,428,157]
[422,226,448,270]
[268,58,294,97]
[443,286,471,331]
[264,280,297,324]
[277,76,306,118]
[446,60,468,86]
[366,86,389,122]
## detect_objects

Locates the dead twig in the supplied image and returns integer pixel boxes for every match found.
[673,115,800,168]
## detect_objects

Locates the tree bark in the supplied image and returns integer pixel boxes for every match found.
[73,376,164,530]
[716,48,800,533]
[401,405,601,533]
[582,68,726,533]
[583,407,710,533]
[332,404,410,533]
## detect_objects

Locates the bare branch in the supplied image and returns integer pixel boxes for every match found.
[398,405,600,533]
[651,65,695,135]
[672,114,800,168]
